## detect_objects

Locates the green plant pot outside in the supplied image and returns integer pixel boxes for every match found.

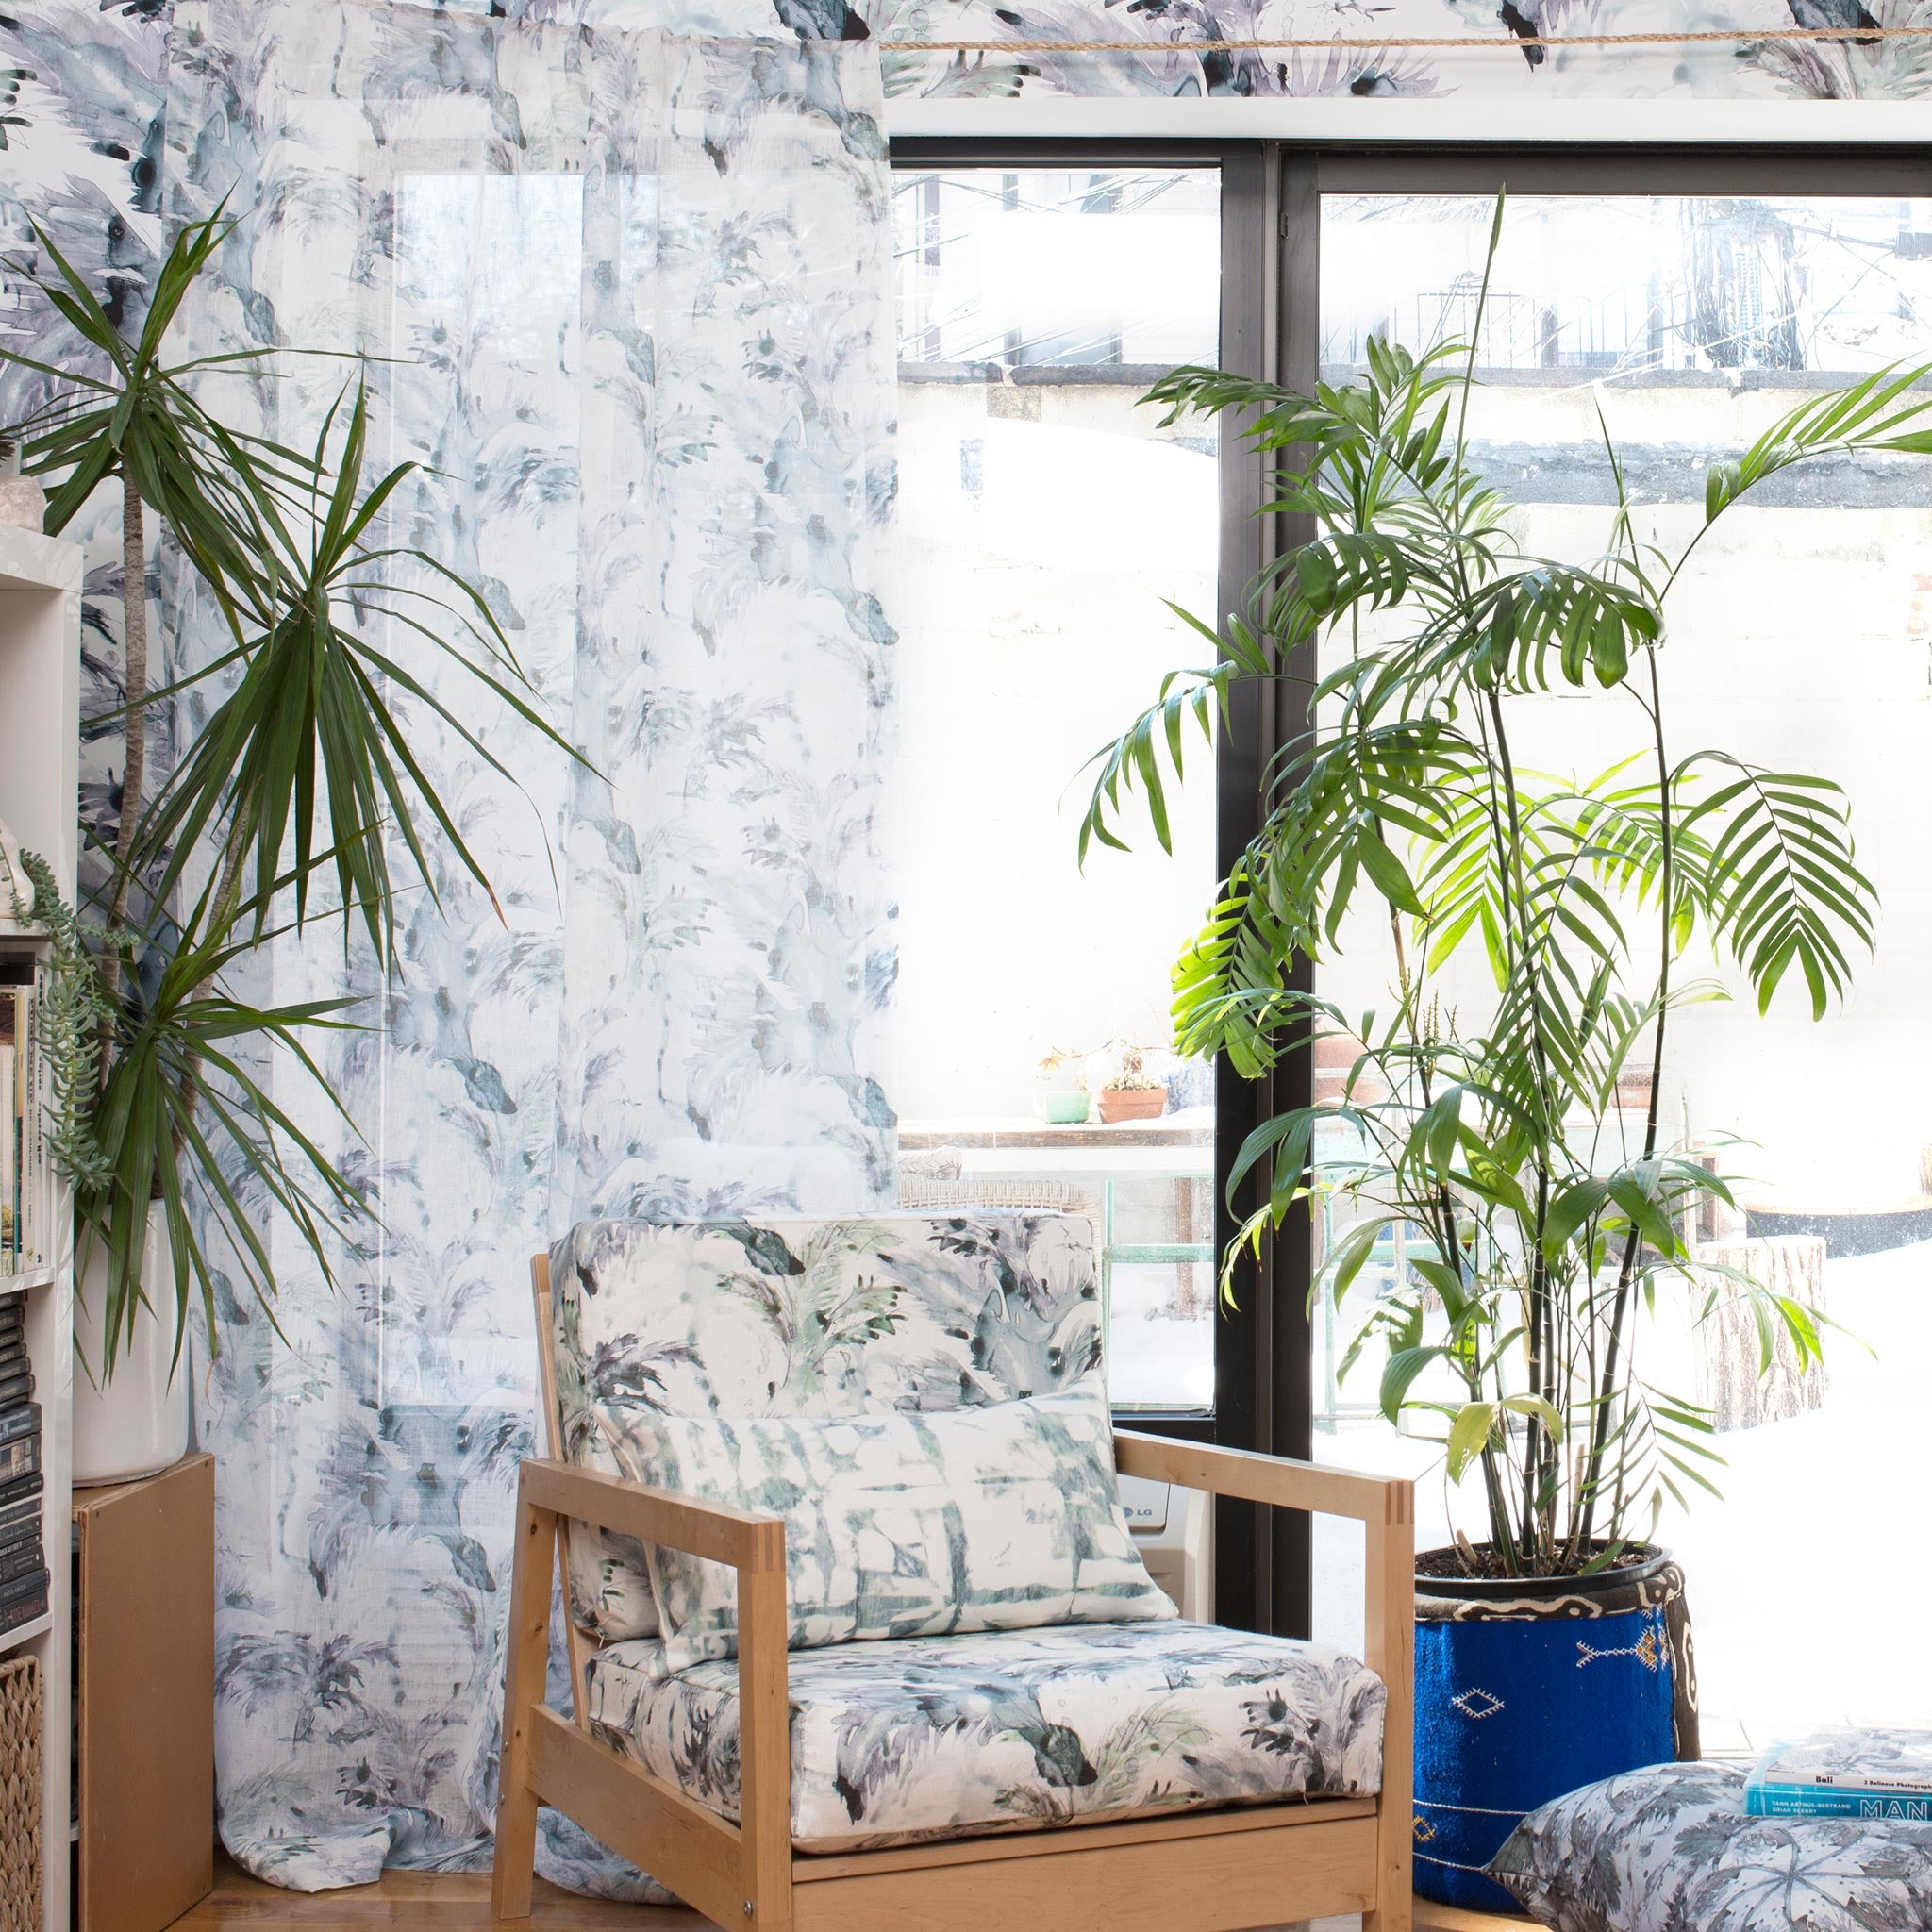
[1041,1091,1091,1124]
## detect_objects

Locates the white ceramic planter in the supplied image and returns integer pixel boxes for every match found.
[73,1204,191,1488]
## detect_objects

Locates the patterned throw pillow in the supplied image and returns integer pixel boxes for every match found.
[1489,1761,1932,1931]
[626,1373,1175,1678]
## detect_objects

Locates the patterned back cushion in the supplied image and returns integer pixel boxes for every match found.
[548,1213,1103,1641]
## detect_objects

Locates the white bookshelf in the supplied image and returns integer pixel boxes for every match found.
[0,521,79,1932]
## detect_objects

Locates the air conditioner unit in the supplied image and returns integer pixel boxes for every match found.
[1118,1472,1213,1623]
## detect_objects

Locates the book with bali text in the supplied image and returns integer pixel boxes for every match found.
[1747,1730,1932,1821]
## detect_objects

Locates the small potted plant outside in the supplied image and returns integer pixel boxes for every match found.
[1082,196,1931,1910]
[1034,1048,1091,1125]
[1095,1044,1168,1125]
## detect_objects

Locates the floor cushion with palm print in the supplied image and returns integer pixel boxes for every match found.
[1489,1760,1932,1930]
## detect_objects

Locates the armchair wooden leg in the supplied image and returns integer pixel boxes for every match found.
[1363,1478,1415,1932]
[491,1485,557,1924]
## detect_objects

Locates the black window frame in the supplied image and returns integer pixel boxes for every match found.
[891,135,1932,1639]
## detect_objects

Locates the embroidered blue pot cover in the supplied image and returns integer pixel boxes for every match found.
[1412,1552,1698,1912]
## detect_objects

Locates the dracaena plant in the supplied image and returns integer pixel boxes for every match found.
[1,204,578,1374]
[1083,203,1932,1579]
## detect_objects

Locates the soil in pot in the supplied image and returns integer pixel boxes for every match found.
[1411,1542,1697,1914]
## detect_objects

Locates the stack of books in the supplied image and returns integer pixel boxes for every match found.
[0,1289,43,1637]
[1746,1730,1932,1823]
[0,961,49,1277]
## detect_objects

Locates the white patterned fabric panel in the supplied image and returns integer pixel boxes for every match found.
[548,1214,1102,1639]
[628,1375,1174,1675]
[582,1619,1386,1853]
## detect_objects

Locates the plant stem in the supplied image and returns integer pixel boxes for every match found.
[1479,687,1563,1563]
[98,480,148,1074]
[1574,648,1673,1556]
[1391,862,1522,1577]
[170,824,254,1169]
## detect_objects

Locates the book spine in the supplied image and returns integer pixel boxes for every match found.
[4,987,16,1272]
[32,964,46,1268]
[0,1404,42,1449]
[20,981,31,1268]
[1748,1783,1932,1821]
[0,1562,48,1606]
[1752,1759,1932,1793]
[0,1019,14,1275]
[0,1586,46,1637]
[13,989,25,1274]
[18,981,33,1267]
[0,1542,42,1590]
[8,987,19,1271]
[21,977,39,1269]
[0,1471,44,1509]
[0,1435,41,1486]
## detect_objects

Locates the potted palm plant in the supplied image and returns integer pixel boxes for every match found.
[1082,201,1932,1908]
[1,207,575,1480]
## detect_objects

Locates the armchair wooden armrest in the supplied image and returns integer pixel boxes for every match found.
[1116,1431,1409,1523]
[517,1456,785,1573]
[1115,1430,1414,1928]
[491,1458,792,1926]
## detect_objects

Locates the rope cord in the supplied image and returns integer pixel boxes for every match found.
[882,22,1932,53]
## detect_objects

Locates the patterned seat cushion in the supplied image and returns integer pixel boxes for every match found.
[581,1618,1386,1853]
[1489,1761,1932,1930]
[549,1215,1102,1640]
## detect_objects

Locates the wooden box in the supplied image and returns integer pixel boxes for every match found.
[73,1453,214,1932]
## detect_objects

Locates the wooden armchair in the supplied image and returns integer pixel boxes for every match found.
[491,1218,1413,1932]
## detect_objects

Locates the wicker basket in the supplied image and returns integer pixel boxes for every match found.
[0,1656,40,1931]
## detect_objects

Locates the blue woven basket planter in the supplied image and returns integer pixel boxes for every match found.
[1411,1549,1699,1913]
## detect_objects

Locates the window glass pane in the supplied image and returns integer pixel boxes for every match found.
[892,168,1221,1412]
[1313,192,1932,1748]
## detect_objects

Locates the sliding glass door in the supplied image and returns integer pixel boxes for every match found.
[895,142,1932,1665]
[1306,166,1932,1751]
[889,145,1313,1632]
[890,164,1224,1414]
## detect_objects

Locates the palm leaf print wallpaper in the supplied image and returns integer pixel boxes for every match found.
[0,0,1923,1902]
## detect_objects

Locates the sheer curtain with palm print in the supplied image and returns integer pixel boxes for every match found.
[158,1,894,1891]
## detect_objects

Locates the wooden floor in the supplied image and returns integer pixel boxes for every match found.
[164,1864,1521,1931]
[166,1867,714,1928]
